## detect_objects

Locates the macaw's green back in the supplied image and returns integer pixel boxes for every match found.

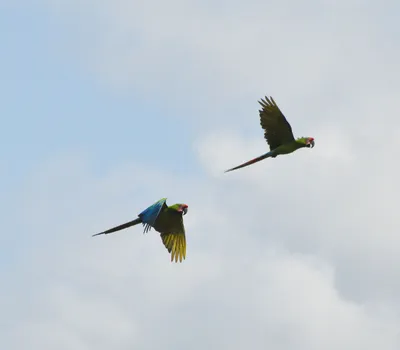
[93,198,188,263]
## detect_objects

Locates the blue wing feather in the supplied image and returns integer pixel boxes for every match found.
[138,198,167,232]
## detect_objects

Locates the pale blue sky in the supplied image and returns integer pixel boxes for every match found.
[3,1,400,349]
[1,3,198,175]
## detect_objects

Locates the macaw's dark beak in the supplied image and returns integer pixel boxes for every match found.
[183,207,188,215]
[307,139,315,148]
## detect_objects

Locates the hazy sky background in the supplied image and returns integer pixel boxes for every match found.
[2,0,400,349]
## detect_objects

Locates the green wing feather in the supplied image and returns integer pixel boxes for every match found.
[160,215,186,263]
[259,96,295,150]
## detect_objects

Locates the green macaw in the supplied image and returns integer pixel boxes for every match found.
[225,96,315,173]
[93,198,188,262]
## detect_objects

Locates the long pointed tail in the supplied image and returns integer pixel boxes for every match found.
[92,217,142,237]
[224,151,273,173]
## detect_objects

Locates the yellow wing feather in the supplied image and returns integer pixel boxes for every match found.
[161,232,186,263]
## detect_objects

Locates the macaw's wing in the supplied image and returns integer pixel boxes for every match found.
[259,96,295,150]
[138,198,168,233]
[160,216,186,263]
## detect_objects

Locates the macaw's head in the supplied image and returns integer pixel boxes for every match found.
[173,203,188,215]
[298,136,315,148]
[305,137,315,148]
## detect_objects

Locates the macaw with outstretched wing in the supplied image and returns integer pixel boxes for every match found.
[225,96,315,173]
[93,198,188,262]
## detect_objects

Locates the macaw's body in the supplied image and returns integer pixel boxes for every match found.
[225,96,315,173]
[93,198,188,262]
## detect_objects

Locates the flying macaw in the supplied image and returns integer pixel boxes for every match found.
[92,198,188,262]
[225,96,315,173]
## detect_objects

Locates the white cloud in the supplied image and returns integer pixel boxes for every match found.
[3,149,400,349]
[39,0,400,124]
